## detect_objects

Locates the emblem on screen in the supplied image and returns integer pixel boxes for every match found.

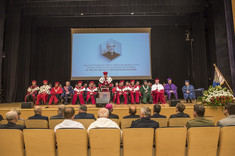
[100,39,122,61]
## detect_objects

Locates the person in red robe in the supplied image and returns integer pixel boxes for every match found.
[48,82,63,105]
[112,82,119,103]
[151,79,166,104]
[72,81,85,105]
[86,81,98,104]
[128,80,140,104]
[36,80,51,105]
[99,71,113,92]
[25,80,39,103]
[116,80,128,104]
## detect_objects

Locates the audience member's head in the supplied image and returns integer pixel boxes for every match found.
[224,103,235,117]
[98,108,109,118]
[176,103,186,113]
[58,104,66,114]
[34,106,42,115]
[105,103,113,113]
[11,108,22,119]
[193,104,205,118]
[129,106,137,115]
[153,104,161,114]
[6,111,18,123]
[140,106,151,118]
[79,105,87,113]
[64,107,75,119]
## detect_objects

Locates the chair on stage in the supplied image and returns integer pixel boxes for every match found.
[56,129,88,156]
[123,128,154,156]
[2,119,25,126]
[121,118,138,129]
[89,129,121,156]
[0,129,25,156]
[155,128,187,156]
[25,119,48,129]
[168,118,191,127]
[49,119,64,129]
[187,127,220,156]
[151,118,167,127]
[110,119,120,127]
[218,126,235,156]
[74,119,95,129]
[23,129,56,156]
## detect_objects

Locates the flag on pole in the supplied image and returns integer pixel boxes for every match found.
[213,65,225,87]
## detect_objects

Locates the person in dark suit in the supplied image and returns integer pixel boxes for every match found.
[28,106,49,121]
[130,106,159,130]
[74,105,96,119]
[169,103,190,118]
[0,111,25,131]
[102,42,120,61]
[123,106,140,119]
[151,104,166,118]
[105,103,119,119]
[50,104,66,119]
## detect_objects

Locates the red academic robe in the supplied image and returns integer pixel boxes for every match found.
[36,85,51,105]
[112,87,118,103]
[86,87,97,104]
[48,87,63,105]
[116,86,128,104]
[72,86,85,105]
[128,85,140,104]
[25,85,39,102]
[151,84,166,104]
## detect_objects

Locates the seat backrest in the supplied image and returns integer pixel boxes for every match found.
[187,127,220,156]
[123,128,154,156]
[121,118,138,129]
[218,126,235,156]
[49,119,64,129]
[155,128,187,156]
[151,118,167,127]
[89,129,121,156]
[0,129,24,156]
[2,119,25,126]
[25,119,48,128]
[56,129,88,156]
[74,119,95,129]
[110,119,120,127]
[168,118,191,127]
[23,129,56,156]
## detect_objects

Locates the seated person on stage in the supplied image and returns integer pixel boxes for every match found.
[54,107,85,132]
[28,106,49,121]
[169,103,190,118]
[182,80,196,103]
[123,106,140,119]
[72,81,85,105]
[105,104,119,119]
[151,104,166,118]
[111,82,119,103]
[0,111,25,131]
[164,78,178,101]
[217,103,235,127]
[74,105,96,120]
[11,108,24,121]
[61,81,73,104]
[128,80,140,104]
[87,108,120,132]
[151,79,166,104]
[36,80,51,105]
[185,104,214,129]
[83,83,88,98]
[25,80,39,103]
[99,71,112,92]
[148,81,152,87]
[116,80,128,104]
[49,82,63,105]
[86,81,98,104]
[50,104,66,119]
[140,80,153,104]
[130,106,159,130]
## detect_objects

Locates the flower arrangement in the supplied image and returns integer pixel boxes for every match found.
[201,85,234,108]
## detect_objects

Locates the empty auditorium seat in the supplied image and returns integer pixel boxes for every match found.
[23,129,56,156]
[56,129,88,156]
[74,119,95,129]
[155,128,187,156]
[89,129,121,156]
[0,129,24,156]
[121,118,137,129]
[123,128,154,156]
[49,119,64,129]
[168,118,191,127]
[187,127,220,156]
[151,118,167,127]
[2,119,25,126]
[110,119,120,127]
[25,119,48,128]
[218,126,235,156]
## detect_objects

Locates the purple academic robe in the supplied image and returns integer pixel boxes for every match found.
[164,83,178,100]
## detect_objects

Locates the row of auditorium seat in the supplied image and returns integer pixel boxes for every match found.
[0,127,234,156]
[0,117,215,129]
